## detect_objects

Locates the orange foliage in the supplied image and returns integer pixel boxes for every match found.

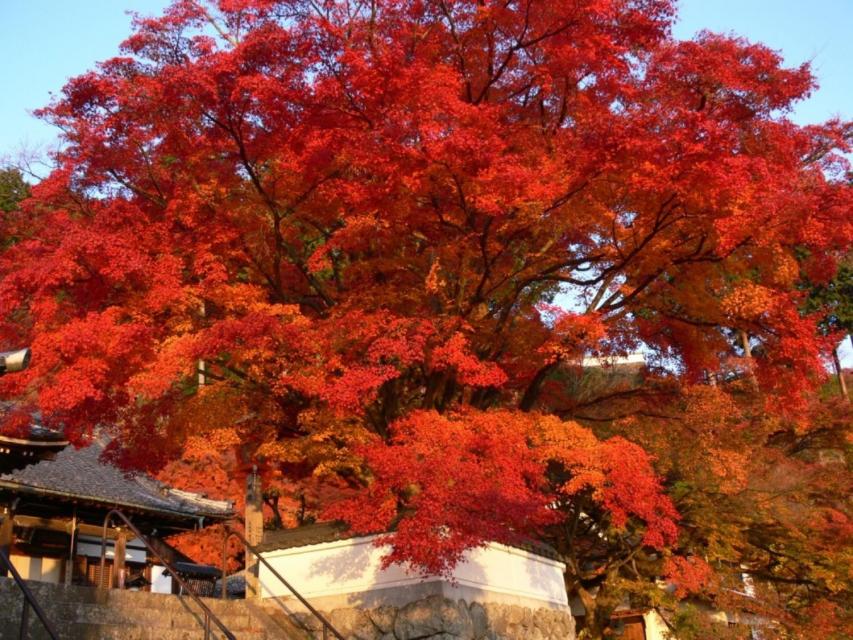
[326,410,678,577]
[663,556,715,598]
[0,1,850,635]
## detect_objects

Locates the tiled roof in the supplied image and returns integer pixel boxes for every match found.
[0,401,67,445]
[0,438,233,520]
[258,521,563,561]
[258,521,352,552]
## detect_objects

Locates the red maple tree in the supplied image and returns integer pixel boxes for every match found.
[0,1,850,637]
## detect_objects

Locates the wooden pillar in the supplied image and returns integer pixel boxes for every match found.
[113,529,127,589]
[245,467,263,599]
[65,507,77,585]
[0,504,13,578]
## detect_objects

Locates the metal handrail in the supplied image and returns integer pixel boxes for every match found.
[98,509,235,640]
[0,547,60,640]
[221,524,345,640]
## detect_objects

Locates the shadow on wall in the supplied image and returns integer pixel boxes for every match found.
[259,535,571,613]
[257,535,490,614]
[309,536,375,583]
[523,546,566,605]
[305,536,491,604]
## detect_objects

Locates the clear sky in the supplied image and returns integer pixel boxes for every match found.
[1,0,850,155]
[1,0,850,363]
[1,1,167,160]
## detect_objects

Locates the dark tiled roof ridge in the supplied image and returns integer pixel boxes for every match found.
[0,400,67,443]
[259,521,562,561]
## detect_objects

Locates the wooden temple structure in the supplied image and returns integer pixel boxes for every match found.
[0,402,68,476]
[0,428,233,592]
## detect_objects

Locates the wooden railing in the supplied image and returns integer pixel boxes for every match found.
[99,509,236,640]
[221,524,346,640]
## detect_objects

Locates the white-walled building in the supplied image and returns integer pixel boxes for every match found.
[258,524,569,611]
[256,522,576,639]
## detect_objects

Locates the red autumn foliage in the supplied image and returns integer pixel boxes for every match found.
[325,409,679,579]
[663,556,715,599]
[0,404,36,439]
[0,1,850,637]
[325,410,555,576]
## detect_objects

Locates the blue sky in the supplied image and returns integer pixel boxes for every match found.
[1,1,850,157]
[0,0,167,160]
[1,1,850,362]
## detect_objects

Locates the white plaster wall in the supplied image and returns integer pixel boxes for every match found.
[150,565,173,594]
[260,535,568,608]
[9,554,35,580]
[643,610,673,640]
[39,557,62,583]
[8,554,62,583]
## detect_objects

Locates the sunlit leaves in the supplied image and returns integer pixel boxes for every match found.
[0,1,849,636]
[326,409,678,577]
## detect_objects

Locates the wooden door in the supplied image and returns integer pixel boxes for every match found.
[622,620,646,640]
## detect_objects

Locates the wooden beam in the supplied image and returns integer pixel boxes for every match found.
[12,514,119,539]
[65,507,77,585]
[245,469,263,599]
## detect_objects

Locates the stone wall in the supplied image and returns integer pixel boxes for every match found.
[0,577,310,639]
[0,576,575,639]
[291,594,576,640]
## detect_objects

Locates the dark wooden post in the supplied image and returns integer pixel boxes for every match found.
[245,466,263,599]
[65,507,77,585]
[113,529,127,589]
[0,504,13,578]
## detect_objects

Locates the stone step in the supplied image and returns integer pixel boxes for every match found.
[17,621,270,640]
[0,579,324,639]
[240,601,316,640]
[57,603,259,630]
[1,618,262,639]
[2,618,308,640]
[69,622,272,640]
[1,596,256,628]
[0,598,313,638]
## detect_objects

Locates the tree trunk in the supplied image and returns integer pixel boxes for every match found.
[740,329,758,386]
[832,346,849,402]
[576,586,599,638]
[520,361,558,412]
[739,329,752,359]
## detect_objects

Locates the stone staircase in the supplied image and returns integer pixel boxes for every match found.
[0,578,315,639]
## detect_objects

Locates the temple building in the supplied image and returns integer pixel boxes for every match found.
[0,403,68,475]
[0,434,233,592]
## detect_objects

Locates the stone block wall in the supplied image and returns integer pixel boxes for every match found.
[0,577,310,639]
[0,576,575,639]
[292,594,576,640]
